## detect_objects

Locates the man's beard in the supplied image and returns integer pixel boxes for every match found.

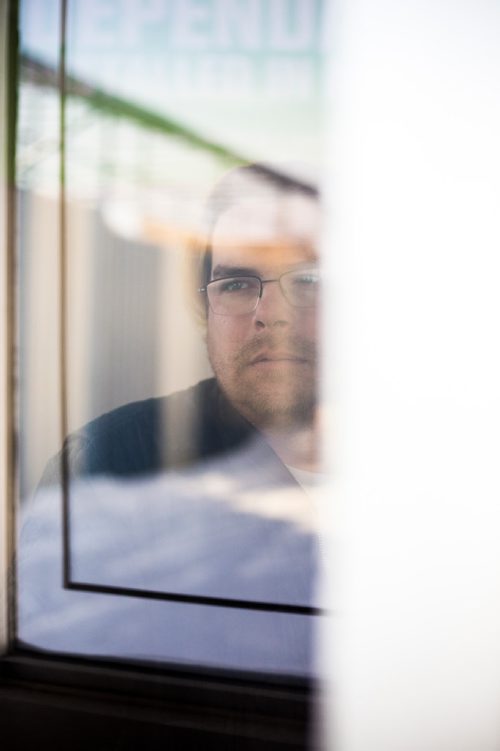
[211,333,318,431]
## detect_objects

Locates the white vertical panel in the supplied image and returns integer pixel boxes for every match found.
[323,1,500,749]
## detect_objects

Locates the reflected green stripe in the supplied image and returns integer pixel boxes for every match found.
[20,53,247,165]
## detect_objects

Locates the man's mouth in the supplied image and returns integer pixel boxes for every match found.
[236,334,316,371]
[250,352,309,365]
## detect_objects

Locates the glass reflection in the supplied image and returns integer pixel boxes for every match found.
[17,0,325,676]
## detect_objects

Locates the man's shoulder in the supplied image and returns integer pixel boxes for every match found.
[78,378,217,442]
[57,378,252,480]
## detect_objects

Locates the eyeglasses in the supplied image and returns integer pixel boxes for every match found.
[199,268,319,316]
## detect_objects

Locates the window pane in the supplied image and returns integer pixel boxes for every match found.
[16,0,325,676]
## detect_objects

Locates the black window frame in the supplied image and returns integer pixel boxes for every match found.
[0,648,315,750]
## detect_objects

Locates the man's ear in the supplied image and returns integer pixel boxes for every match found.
[184,238,210,327]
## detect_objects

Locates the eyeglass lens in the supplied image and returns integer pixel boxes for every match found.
[207,269,319,315]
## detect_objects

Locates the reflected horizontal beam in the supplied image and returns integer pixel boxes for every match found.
[65,580,323,616]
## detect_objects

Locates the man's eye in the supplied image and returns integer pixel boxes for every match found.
[292,273,319,287]
[219,279,251,293]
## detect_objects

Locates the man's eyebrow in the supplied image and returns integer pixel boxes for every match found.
[211,265,258,279]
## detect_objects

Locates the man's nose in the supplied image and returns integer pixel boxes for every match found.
[254,280,291,329]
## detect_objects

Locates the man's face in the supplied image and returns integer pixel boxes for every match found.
[206,192,319,431]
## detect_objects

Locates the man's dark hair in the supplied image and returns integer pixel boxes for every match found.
[197,163,320,318]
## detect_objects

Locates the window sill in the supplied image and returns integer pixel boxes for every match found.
[0,647,315,750]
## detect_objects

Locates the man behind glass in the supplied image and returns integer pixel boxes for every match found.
[18,164,323,675]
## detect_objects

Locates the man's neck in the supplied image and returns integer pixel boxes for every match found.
[259,418,321,473]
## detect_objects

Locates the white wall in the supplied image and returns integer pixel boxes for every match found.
[323,1,500,749]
